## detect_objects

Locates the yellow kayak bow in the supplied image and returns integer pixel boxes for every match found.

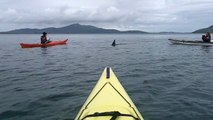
[75,67,144,120]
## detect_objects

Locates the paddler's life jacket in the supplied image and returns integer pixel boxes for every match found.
[202,34,211,42]
[41,35,47,44]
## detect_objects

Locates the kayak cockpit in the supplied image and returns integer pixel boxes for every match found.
[82,111,140,120]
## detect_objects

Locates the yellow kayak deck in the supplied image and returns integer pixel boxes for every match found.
[75,67,144,120]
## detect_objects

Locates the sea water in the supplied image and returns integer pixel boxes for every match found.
[0,34,213,120]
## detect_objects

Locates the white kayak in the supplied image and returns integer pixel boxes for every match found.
[75,67,144,120]
[168,39,213,46]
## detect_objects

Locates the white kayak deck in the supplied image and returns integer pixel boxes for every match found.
[168,39,213,46]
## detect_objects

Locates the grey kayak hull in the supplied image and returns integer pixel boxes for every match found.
[168,39,213,46]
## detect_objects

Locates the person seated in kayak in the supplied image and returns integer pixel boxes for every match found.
[41,32,51,44]
[202,32,211,42]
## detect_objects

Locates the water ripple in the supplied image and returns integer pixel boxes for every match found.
[0,34,213,120]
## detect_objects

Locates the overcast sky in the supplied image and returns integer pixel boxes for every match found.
[0,0,213,32]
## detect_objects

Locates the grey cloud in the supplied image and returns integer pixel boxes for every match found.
[0,0,213,32]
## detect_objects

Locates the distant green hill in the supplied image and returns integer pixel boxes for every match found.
[0,23,147,34]
[193,25,213,33]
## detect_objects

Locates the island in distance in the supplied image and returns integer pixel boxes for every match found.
[0,23,147,34]
[193,25,213,33]
[1,23,212,34]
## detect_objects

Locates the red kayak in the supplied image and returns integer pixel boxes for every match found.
[20,39,68,48]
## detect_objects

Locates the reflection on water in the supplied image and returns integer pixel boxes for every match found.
[41,48,48,55]
[201,46,211,53]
